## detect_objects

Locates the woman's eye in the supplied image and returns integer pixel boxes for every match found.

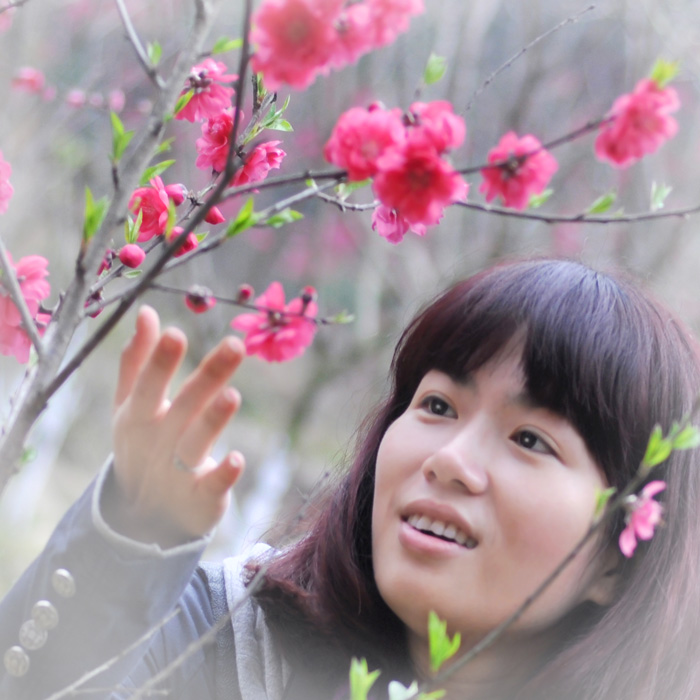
[421,396,455,417]
[512,429,553,455]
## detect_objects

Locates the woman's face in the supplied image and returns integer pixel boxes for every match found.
[371,353,613,648]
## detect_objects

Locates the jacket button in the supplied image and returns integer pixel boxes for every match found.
[4,646,30,677]
[32,601,59,631]
[19,620,48,651]
[51,569,76,598]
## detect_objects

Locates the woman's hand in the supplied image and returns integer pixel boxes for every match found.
[109,305,246,546]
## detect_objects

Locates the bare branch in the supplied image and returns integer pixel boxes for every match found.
[0,0,29,15]
[465,5,596,113]
[114,0,165,89]
[0,235,44,358]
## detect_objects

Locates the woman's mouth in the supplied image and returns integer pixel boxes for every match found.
[405,513,478,549]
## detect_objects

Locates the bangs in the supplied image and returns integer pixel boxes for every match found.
[390,259,695,490]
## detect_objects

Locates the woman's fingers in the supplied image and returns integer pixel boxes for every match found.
[197,451,246,500]
[175,386,241,469]
[165,336,244,436]
[114,306,161,409]
[127,326,188,421]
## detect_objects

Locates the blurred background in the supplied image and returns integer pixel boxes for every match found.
[1,0,700,594]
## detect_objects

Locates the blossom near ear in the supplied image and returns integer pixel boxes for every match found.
[618,480,666,558]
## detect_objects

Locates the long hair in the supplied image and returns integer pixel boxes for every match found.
[251,259,700,699]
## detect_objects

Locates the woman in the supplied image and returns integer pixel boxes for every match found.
[1,258,699,700]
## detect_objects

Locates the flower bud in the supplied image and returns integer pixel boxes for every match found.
[118,244,146,268]
[236,283,254,303]
[185,285,216,314]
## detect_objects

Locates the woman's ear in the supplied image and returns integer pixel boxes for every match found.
[586,546,622,607]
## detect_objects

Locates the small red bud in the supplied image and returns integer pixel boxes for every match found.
[174,232,199,258]
[236,283,254,303]
[185,285,216,314]
[118,244,146,268]
[85,290,103,318]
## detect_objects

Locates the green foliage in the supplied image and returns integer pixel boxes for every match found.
[123,269,143,278]
[83,187,109,243]
[174,89,194,117]
[147,41,162,66]
[349,658,381,700]
[226,197,260,237]
[641,421,700,474]
[212,36,243,54]
[328,309,355,324]
[336,179,371,200]
[255,96,293,138]
[650,58,679,88]
[423,53,447,85]
[154,138,175,155]
[124,209,143,244]
[262,208,303,229]
[586,190,617,214]
[140,160,177,186]
[163,200,177,239]
[110,112,134,163]
[528,189,553,209]
[593,486,617,523]
[650,181,672,211]
[428,611,461,673]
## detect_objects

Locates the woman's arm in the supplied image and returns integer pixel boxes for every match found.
[1,307,247,698]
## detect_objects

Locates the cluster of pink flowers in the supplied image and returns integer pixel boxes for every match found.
[480,132,558,210]
[618,480,666,558]
[0,151,13,214]
[325,101,467,243]
[0,255,51,363]
[175,59,236,123]
[231,281,318,362]
[251,0,424,91]
[595,78,680,168]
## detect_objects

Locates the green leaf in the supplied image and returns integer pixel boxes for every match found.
[586,191,617,214]
[262,208,303,229]
[418,692,446,700]
[671,424,700,450]
[212,36,243,54]
[267,118,293,132]
[226,197,260,237]
[336,179,372,200]
[163,200,177,239]
[528,189,553,209]
[428,611,461,673]
[650,181,672,212]
[83,187,109,243]
[110,112,134,163]
[21,446,37,466]
[125,209,143,244]
[328,310,355,325]
[147,41,162,66]
[123,269,143,278]
[195,231,209,243]
[154,138,175,155]
[593,486,617,523]
[650,58,679,88]
[424,52,447,85]
[140,159,176,186]
[642,424,673,471]
[349,658,381,700]
[174,89,194,116]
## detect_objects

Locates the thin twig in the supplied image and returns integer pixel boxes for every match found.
[465,5,596,113]
[0,235,44,358]
[456,199,700,224]
[114,0,165,89]
[44,608,181,700]
[0,0,29,15]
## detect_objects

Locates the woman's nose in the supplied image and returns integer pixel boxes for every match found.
[421,427,489,494]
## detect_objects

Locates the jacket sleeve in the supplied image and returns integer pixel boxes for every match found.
[0,459,221,700]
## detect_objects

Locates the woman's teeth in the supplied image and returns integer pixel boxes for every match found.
[407,514,477,549]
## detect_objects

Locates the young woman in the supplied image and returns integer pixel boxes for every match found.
[1,258,699,700]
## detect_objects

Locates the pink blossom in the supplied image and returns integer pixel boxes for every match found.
[172,230,199,257]
[324,106,405,181]
[204,206,225,225]
[195,108,235,173]
[12,67,45,94]
[595,79,680,168]
[0,254,51,364]
[373,132,468,228]
[0,5,16,33]
[118,244,146,268]
[231,281,318,362]
[176,59,236,123]
[42,86,57,102]
[232,141,286,187]
[185,286,216,314]
[479,131,558,210]
[108,89,126,113]
[250,0,338,90]
[128,177,186,241]
[619,481,666,558]
[0,151,13,214]
[371,204,426,244]
[330,3,376,67]
[408,101,466,153]
[66,89,87,108]
[365,0,424,46]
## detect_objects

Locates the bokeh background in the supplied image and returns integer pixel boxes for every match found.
[2,0,700,594]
